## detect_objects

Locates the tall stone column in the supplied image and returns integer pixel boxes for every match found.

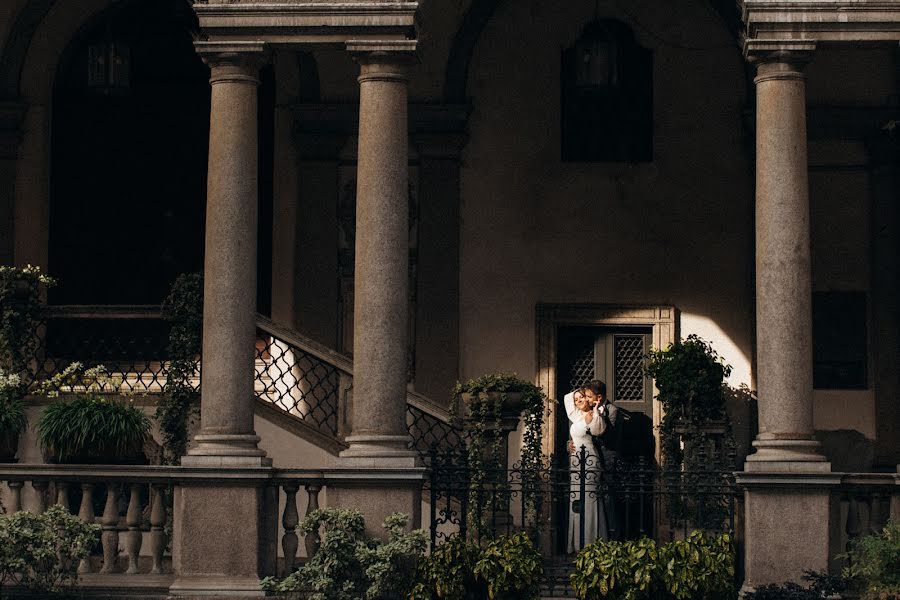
[332,41,426,540]
[340,42,419,465]
[745,41,828,470]
[738,40,840,592]
[186,42,270,466]
[170,42,277,598]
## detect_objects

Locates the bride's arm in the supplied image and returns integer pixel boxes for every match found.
[588,405,606,436]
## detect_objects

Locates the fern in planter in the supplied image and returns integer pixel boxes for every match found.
[36,364,151,464]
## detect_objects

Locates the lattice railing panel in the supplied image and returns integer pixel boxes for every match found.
[254,332,342,437]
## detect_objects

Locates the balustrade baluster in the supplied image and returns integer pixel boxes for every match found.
[55,481,69,508]
[846,492,862,555]
[8,481,23,513]
[125,483,143,574]
[78,484,96,574]
[32,480,48,513]
[149,484,166,575]
[868,493,882,536]
[304,483,321,558]
[100,483,121,574]
[281,483,300,575]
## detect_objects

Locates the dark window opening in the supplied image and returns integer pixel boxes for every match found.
[812,291,868,389]
[561,19,653,163]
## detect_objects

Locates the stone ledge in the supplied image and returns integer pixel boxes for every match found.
[743,0,900,41]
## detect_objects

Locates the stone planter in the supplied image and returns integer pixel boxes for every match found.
[458,391,525,421]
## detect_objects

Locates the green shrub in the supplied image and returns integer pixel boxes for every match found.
[261,509,427,600]
[0,505,100,594]
[474,532,543,600]
[570,532,736,600]
[410,536,482,600]
[843,520,900,600]
[743,571,846,600]
[36,365,151,463]
[571,537,659,600]
[658,531,735,599]
[411,533,543,600]
[0,372,27,441]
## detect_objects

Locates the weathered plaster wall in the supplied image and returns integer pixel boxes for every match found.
[459,0,755,393]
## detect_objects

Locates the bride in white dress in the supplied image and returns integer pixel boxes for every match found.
[567,389,608,553]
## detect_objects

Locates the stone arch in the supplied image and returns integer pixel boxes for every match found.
[0,0,56,98]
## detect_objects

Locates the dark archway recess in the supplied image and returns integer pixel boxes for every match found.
[49,0,209,305]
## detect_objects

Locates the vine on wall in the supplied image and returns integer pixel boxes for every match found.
[156,272,203,464]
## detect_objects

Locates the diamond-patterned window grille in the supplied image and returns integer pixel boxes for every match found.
[614,335,645,402]
[568,346,595,391]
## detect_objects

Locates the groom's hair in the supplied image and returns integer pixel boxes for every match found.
[587,379,607,397]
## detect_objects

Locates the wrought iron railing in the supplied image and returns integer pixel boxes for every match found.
[20,306,460,458]
[427,446,741,595]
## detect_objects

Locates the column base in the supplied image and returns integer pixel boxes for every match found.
[184,434,272,467]
[745,438,830,471]
[736,471,841,589]
[327,467,428,540]
[339,434,421,467]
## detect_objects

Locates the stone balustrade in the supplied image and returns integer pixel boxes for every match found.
[830,472,900,573]
[0,463,434,595]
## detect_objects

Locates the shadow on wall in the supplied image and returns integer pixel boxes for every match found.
[814,429,875,472]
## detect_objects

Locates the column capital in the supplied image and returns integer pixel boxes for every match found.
[347,40,418,82]
[744,39,816,78]
[194,41,270,84]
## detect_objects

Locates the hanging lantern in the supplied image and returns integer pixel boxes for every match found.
[574,21,617,89]
[87,41,130,91]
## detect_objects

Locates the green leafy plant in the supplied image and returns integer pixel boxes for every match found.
[657,531,735,600]
[473,531,544,600]
[0,504,100,595]
[842,520,900,600]
[571,536,659,600]
[36,364,151,463]
[261,508,427,600]
[0,372,27,456]
[410,535,483,600]
[570,532,736,600]
[156,272,203,463]
[451,374,547,532]
[411,533,543,600]
[0,265,55,374]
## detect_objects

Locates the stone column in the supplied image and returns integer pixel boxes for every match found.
[331,41,426,540]
[745,40,828,470]
[738,41,840,593]
[170,42,277,598]
[339,42,419,466]
[185,42,270,467]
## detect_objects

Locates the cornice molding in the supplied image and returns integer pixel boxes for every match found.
[742,0,900,42]
[193,2,418,47]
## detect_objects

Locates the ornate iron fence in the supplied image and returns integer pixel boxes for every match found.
[427,445,740,594]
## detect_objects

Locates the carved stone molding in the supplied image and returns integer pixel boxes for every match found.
[742,0,900,42]
[193,2,418,46]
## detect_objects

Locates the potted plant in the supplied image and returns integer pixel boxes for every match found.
[0,373,27,462]
[36,364,151,464]
[451,374,547,535]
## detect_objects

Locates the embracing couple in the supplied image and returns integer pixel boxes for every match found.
[564,379,620,553]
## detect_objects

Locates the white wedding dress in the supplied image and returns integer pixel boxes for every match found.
[567,405,608,553]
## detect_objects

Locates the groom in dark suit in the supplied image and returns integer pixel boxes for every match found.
[584,379,624,540]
